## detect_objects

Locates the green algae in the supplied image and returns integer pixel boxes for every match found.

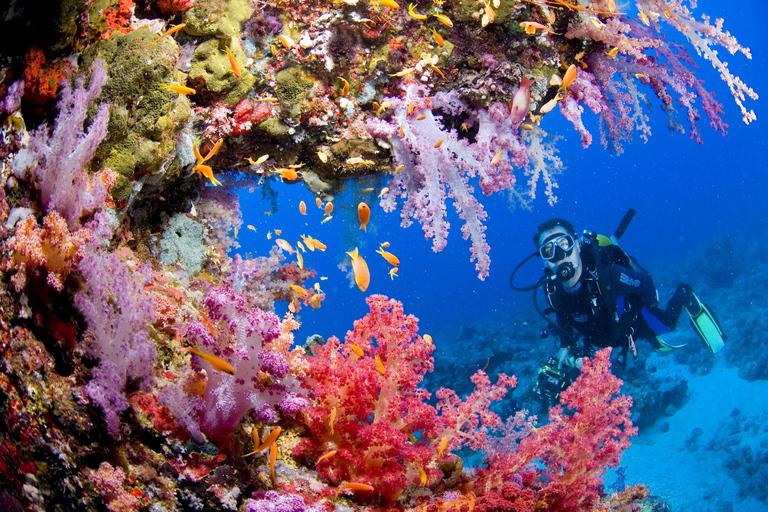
[80,28,191,201]
[183,0,253,37]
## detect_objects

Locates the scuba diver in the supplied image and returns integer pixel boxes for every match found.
[510,210,725,408]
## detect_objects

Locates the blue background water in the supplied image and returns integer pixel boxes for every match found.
[233,1,767,509]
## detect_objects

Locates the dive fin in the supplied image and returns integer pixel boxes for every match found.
[686,292,725,354]
[654,336,686,353]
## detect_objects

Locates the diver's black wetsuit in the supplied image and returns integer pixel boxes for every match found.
[545,238,689,361]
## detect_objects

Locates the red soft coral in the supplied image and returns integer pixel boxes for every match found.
[297,295,516,506]
[475,348,637,512]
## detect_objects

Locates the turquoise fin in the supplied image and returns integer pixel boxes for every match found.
[686,293,725,354]
[654,336,686,353]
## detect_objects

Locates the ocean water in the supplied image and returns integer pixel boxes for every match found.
[234,0,768,509]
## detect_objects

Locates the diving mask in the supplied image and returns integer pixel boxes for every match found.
[539,234,576,262]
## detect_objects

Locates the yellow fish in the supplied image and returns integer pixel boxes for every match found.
[346,248,370,292]
[188,346,234,375]
[160,83,196,95]
[376,247,400,266]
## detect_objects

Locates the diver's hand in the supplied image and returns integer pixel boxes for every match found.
[556,347,570,370]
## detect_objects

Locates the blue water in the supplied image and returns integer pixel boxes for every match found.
[234,1,767,509]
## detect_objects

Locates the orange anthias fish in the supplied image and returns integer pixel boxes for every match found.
[336,483,375,497]
[346,248,370,292]
[299,201,307,215]
[376,247,400,266]
[274,168,299,181]
[244,426,282,456]
[324,202,334,215]
[289,283,309,297]
[328,406,337,435]
[269,441,278,485]
[357,202,371,232]
[275,238,294,254]
[188,346,235,375]
[225,46,241,78]
[159,83,196,95]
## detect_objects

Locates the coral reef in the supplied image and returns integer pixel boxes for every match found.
[0,0,757,509]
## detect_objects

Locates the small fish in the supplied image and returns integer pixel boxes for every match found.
[389,267,398,279]
[438,436,448,457]
[431,28,445,47]
[346,248,370,292]
[316,450,338,464]
[431,65,446,79]
[274,168,299,181]
[390,67,417,77]
[589,16,605,29]
[519,21,549,35]
[296,251,304,269]
[328,406,337,435]
[320,276,328,280]
[419,465,428,486]
[381,241,390,248]
[607,0,616,13]
[606,47,619,57]
[316,197,324,208]
[638,10,650,26]
[317,150,329,163]
[375,355,386,375]
[274,229,282,236]
[277,34,294,48]
[225,46,241,78]
[358,202,371,232]
[398,124,405,137]
[337,77,350,97]
[408,3,427,19]
[248,225,257,232]
[434,139,444,148]
[193,164,222,186]
[321,215,333,224]
[152,23,187,43]
[314,283,322,293]
[361,187,375,194]
[379,0,400,9]
[324,202,334,215]
[376,247,400,266]
[266,231,272,239]
[562,64,578,88]
[376,101,392,115]
[275,238,294,254]
[423,334,433,344]
[304,236,327,251]
[491,148,503,165]
[350,344,365,357]
[288,301,297,313]
[407,101,416,116]
[346,157,375,166]
[188,346,235,375]
[540,96,559,114]
[336,483,374,497]
[299,201,307,215]
[297,241,306,253]
[394,164,404,173]
[378,187,390,198]
[481,3,494,27]
[244,426,282,456]
[434,13,453,27]
[256,97,280,102]
[160,83,196,95]
[249,154,270,165]
[416,114,427,120]
[269,441,278,485]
